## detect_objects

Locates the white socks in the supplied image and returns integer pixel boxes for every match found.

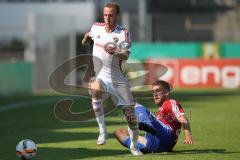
[96,115,106,134]
[92,98,106,134]
[128,126,138,147]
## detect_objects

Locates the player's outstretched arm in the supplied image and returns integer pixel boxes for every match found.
[115,49,129,60]
[82,32,91,46]
[177,115,195,145]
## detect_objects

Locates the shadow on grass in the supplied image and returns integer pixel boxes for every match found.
[35,131,116,144]
[1,91,240,159]
[169,149,238,155]
[36,147,129,160]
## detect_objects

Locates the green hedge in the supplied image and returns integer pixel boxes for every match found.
[0,61,33,95]
[129,42,240,61]
[130,42,202,61]
[220,43,240,58]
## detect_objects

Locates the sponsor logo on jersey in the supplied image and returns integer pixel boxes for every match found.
[113,37,119,43]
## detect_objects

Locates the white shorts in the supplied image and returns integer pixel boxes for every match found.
[96,77,135,107]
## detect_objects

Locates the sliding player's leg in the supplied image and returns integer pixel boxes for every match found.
[134,104,157,134]
[134,104,174,151]
[114,128,146,152]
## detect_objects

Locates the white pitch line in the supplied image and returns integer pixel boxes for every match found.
[0,97,60,112]
[0,94,151,112]
[0,95,91,112]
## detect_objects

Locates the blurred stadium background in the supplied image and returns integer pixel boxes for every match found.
[0,0,240,95]
[1,0,240,160]
[0,0,239,94]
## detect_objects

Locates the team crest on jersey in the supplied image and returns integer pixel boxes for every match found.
[97,35,101,39]
[113,37,119,43]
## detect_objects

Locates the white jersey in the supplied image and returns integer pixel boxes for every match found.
[89,22,131,82]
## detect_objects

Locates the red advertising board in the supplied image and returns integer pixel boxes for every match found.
[145,59,240,89]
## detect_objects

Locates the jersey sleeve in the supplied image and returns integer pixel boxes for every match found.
[170,99,184,118]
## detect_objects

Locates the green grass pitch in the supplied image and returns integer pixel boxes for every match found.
[0,89,240,160]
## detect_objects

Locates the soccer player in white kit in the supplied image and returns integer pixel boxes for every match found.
[82,2,142,156]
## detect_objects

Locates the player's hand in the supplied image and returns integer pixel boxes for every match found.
[88,77,96,89]
[82,32,91,46]
[82,38,90,46]
[183,136,195,145]
[88,76,95,95]
[104,46,117,55]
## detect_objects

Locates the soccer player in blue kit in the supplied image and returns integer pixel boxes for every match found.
[114,80,194,153]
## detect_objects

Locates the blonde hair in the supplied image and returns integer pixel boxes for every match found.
[104,2,120,15]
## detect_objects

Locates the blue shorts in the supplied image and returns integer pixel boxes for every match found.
[123,104,174,153]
